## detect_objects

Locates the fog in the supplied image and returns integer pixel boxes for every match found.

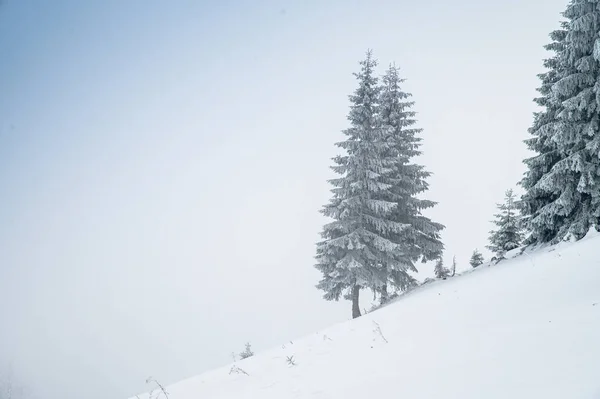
[0,0,567,397]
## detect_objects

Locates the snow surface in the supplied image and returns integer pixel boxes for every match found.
[132,231,600,399]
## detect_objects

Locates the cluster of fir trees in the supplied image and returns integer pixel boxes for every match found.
[315,0,600,318]
[472,0,600,270]
[314,51,444,319]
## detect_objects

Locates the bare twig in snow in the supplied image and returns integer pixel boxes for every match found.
[372,321,388,343]
[229,365,249,376]
[286,355,296,366]
[146,377,169,399]
[522,250,536,267]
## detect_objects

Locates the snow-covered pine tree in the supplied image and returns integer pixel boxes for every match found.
[376,63,444,303]
[469,249,484,268]
[522,1,600,243]
[521,21,572,244]
[315,51,408,319]
[551,1,600,239]
[487,189,523,259]
[434,258,450,279]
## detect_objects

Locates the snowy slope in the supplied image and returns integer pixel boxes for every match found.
[132,231,600,399]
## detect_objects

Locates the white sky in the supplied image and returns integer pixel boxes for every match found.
[0,0,568,398]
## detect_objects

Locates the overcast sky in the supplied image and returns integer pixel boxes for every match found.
[0,0,568,398]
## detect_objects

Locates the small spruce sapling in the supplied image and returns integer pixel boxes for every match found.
[469,249,484,268]
[434,258,450,279]
[239,342,254,360]
[487,189,524,260]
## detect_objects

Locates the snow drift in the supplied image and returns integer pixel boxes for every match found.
[132,231,600,399]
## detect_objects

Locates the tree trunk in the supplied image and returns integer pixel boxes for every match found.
[380,283,388,305]
[351,284,362,319]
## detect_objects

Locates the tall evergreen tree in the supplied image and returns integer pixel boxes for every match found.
[522,1,600,243]
[521,23,568,244]
[552,1,600,239]
[315,51,408,319]
[487,189,523,259]
[376,64,444,302]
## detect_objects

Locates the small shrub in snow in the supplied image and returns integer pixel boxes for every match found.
[143,377,169,399]
[239,342,254,360]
